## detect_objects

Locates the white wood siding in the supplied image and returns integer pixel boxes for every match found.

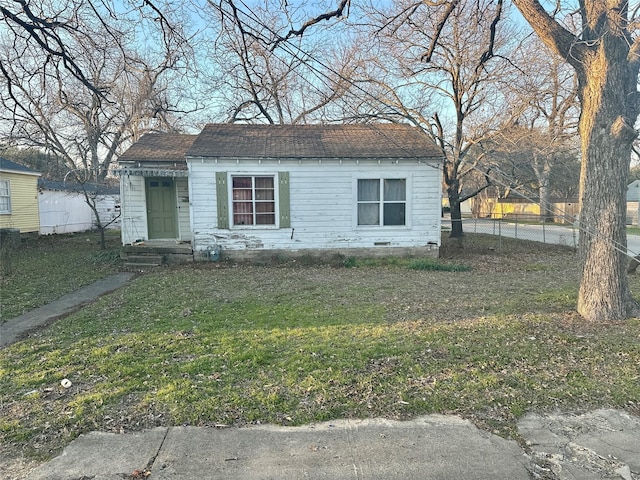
[120,175,190,244]
[96,195,121,230]
[39,191,120,234]
[120,174,148,244]
[188,158,441,255]
[176,178,191,241]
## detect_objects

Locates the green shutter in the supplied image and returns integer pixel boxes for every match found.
[216,172,229,229]
[278,171,290,228]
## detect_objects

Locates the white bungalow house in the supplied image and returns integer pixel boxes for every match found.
[117,124,443,262]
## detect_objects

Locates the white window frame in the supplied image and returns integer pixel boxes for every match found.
[354,176,411,228]
[229,174,279,229]
[0,179,11,214]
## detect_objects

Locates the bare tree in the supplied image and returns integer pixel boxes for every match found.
[0,0,183,96]
[282,0,639,321]
[494,38,579,222]
[0,1,191,248]
[480,125,579,214]
[353,0,518,237]
[205,0,358,124]
[509,1,640,321]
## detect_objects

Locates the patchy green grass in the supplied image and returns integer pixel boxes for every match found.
[0,231,121,322]
[342,255,469,271]
[1,233,639,463]
[627,226,640,236]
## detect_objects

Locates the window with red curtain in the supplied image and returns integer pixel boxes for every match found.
[232,176,275,226]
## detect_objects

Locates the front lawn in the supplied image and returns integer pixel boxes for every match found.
[1,234,639,462]
[0,231,121,322]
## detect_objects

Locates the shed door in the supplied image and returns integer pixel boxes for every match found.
[146,178,177,239]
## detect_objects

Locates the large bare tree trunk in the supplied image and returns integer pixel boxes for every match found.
[448,190,464,238]
[513,0,640,321]
[576,54,638,319]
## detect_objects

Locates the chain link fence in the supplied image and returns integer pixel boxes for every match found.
[444,214,579,251]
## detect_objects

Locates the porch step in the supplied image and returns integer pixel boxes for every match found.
[120,243,194,266]
[122,253,164,271]
[125,254,164,265]
[121,244,193,255]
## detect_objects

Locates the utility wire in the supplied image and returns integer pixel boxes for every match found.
[216,0,637,258]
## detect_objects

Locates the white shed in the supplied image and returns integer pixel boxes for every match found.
[38,180,121,234]
[118,124,443,261]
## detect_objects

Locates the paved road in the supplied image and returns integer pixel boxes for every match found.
[460,218,640,256]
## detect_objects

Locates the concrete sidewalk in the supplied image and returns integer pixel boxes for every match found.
[0,272,136,347]
[23,409,640,480]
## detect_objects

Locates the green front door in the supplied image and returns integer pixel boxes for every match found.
[146,178,177,239]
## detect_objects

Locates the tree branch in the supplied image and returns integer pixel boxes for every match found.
[421,0,460,62]
[0,2,103,96]
[511,0,587,70]
[271,0,350,50]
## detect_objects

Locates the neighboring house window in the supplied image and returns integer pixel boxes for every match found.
[357,178,406,226]
[232,176,276,226]
[0,180,10,214]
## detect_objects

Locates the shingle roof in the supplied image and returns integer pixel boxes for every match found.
[188,124,442,159]
[0,157,41,175]
[118,133,197,163]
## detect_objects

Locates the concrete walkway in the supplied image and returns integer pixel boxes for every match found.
[0,272,136,347]
[22,409,640,480]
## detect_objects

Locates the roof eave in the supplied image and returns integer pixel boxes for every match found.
[0,168,41,177]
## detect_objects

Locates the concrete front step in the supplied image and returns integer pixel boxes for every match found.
[124,254,164,265]
[121,243,194,265]
[121,244,193,255]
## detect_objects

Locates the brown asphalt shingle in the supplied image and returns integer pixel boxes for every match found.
[188,124,442,159]
[118,133,196,163]
[118,124,443,164]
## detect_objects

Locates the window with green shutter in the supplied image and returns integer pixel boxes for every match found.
[216,172,290,228]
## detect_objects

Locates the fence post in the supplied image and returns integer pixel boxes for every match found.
[543,221,546,244]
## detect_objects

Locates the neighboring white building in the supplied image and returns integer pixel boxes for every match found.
[117,124,443,261]
[38,180,120,234]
